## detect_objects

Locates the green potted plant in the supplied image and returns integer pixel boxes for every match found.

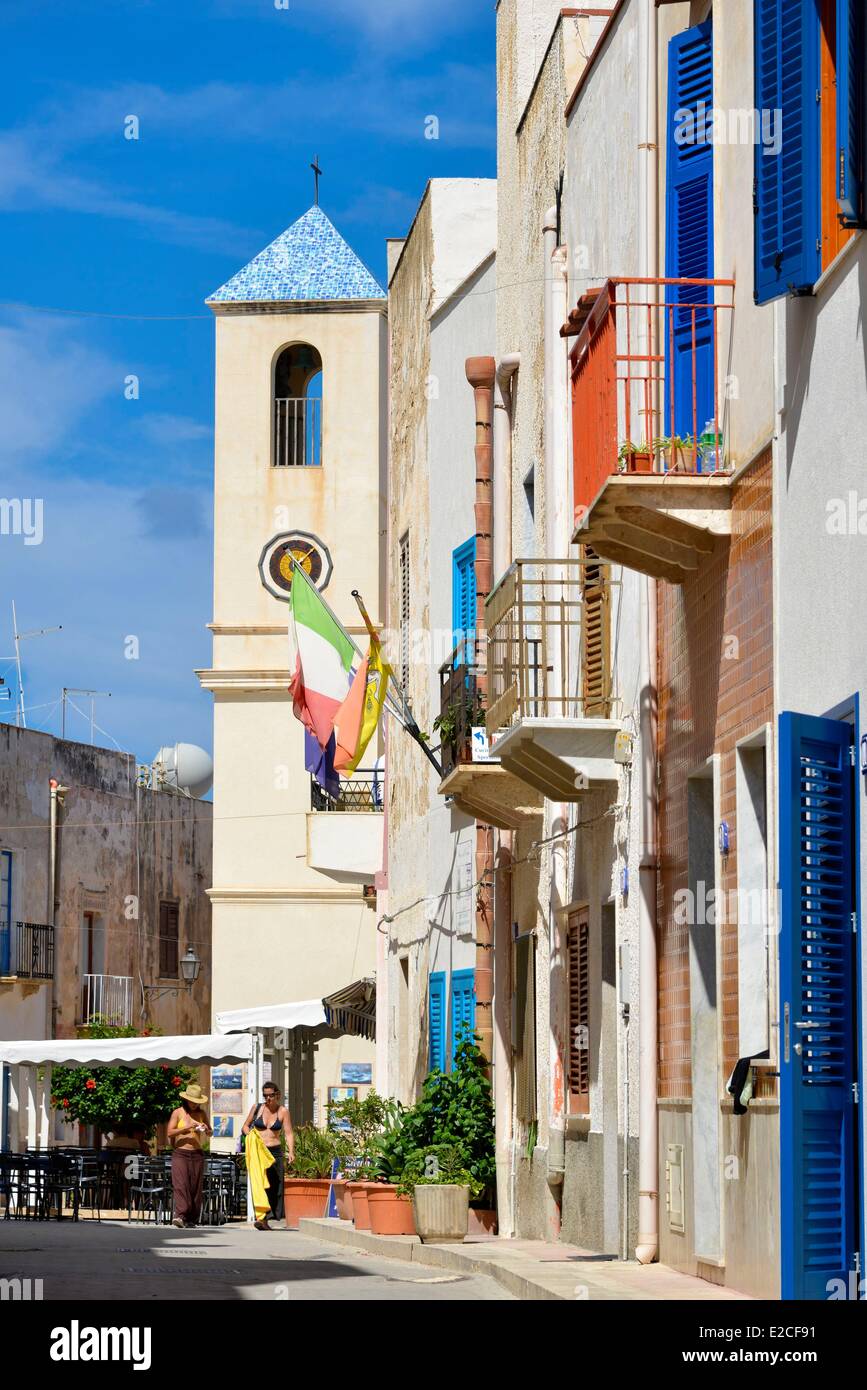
[284,1124,350,1229]
[327,1091,392,1226]
[363,1105,418,1236]
[618,440,653,474]
[399,1143,483,1243]
[433,686,486,772]
[386,1027,498,1235]
[653,434,696,473]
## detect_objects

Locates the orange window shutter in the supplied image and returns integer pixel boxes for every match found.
[568,909,590,1115]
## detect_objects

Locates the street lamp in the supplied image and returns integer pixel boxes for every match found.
[142,946,202,1006]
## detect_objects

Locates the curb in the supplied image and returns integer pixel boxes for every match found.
[297,1218,567,1300]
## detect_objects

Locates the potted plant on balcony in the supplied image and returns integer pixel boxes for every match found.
[653,435,696,473]
[284,1124,351,1229]
[433,686,486,773]
[618,440,654,474]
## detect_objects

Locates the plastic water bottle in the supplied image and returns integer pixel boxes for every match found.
[698,420,721,472]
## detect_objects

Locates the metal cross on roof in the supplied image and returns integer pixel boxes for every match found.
[311,154,322,206]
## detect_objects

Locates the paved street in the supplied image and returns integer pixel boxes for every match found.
[0,1219,513,1301]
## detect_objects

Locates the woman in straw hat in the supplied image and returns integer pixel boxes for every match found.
[167,1082,213,1228]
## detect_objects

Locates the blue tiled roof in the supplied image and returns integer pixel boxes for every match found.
[207,206,386,304]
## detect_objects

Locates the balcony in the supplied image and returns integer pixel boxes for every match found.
[0,922,54,981]
[569,277,735,582]
[485,561,622,802]
[307,768,384,882]
[80,973,134,1027]
[274,396,322,468]
[435,645,543,830]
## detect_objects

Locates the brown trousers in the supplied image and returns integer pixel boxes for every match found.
[171,1148,204,1223]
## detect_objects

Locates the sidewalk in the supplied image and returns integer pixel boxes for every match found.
[298,1219,752,1301]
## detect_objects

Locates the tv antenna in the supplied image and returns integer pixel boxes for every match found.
[11,600,62,727]
[61,688,112,744]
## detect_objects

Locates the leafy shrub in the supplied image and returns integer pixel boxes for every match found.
[289,1124,352,1179]
[50,1017,195,1133]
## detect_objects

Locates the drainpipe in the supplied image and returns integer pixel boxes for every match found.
[466,356,496,1074]
[544,206,570,1212]
[48,779,68,1039]
[636,0,659,1267]
[494,355,520,579]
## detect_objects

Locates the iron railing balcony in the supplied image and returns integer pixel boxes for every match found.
[80,973,134,1028]
[484,560,623,802]
[434,640,541,830]
[0,922,54,980]
[310,769,383,813]
[569,276,735,582]
[274,396,322,468]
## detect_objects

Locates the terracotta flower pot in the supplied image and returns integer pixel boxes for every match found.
[467,1207,498,1237]
[412,1184,470,1243]
[332,1179,353,1222]
[346,1180,375,1230]
[367,1185,417,1236]
[282,1177,332,1230]
[627,450,653,474]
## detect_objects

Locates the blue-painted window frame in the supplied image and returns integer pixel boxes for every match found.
[664,17,715,444]
[452,538,477,667]
[753,0,822,304]
[429,971,447,1073]
[450,969,476,1067]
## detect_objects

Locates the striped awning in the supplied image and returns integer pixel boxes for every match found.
[322,979,376,1040]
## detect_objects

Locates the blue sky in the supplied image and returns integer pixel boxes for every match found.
[0,0,495,763]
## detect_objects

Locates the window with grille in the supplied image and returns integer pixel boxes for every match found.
[581,546,611,717]
[399,532,410,693]
[567,909,590,1115]
[159,901,179,978]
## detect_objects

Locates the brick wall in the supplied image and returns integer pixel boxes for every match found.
[657,450,773,1098]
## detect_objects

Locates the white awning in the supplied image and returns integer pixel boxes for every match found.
[0,1032,254,1068]
[215,1000,327,1034]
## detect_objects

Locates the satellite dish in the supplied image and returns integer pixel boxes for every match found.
[153,743,213,799]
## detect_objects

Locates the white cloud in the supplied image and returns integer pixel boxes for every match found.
[137,413,213,446]
[0,312,116,457]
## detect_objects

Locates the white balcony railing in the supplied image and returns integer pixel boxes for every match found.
[80,973,134,1028]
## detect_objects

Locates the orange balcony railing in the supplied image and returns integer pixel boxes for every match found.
[570,277,735,523]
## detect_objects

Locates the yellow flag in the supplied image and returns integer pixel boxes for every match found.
[345,634,392,776]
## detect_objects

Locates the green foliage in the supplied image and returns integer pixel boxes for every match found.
[397,1142,483,1199]
[326,1090,392,1159]
[387,1027,495,1195]
[289,1123,352,1179]
[433,687,486,749]
[50,1018,195,1132]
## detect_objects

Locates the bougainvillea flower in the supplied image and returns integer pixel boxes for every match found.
[85,1079,96,1090]
[62,1099,70,1107]
[172,1076,182,1086]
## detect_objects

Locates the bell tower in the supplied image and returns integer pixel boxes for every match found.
[198,206,387,1127]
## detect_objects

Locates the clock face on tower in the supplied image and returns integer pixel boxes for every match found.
[258,530,333,600]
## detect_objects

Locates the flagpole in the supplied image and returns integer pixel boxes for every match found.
[288,558,408,731]
[351,589,444,780]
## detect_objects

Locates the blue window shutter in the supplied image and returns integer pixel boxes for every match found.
[754,0,821,304]
[778,712,857,1300]
[665,19,715,442]
[429,972,446,1073]
[452,538,477,665]
[836,0,865,225]
[450,969,476,1066]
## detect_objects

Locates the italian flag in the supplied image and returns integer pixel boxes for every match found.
[289,568,356,749]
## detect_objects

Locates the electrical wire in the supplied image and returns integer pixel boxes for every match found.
[376,801,621,934]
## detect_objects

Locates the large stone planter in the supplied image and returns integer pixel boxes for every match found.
[412,1184,470,1243]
